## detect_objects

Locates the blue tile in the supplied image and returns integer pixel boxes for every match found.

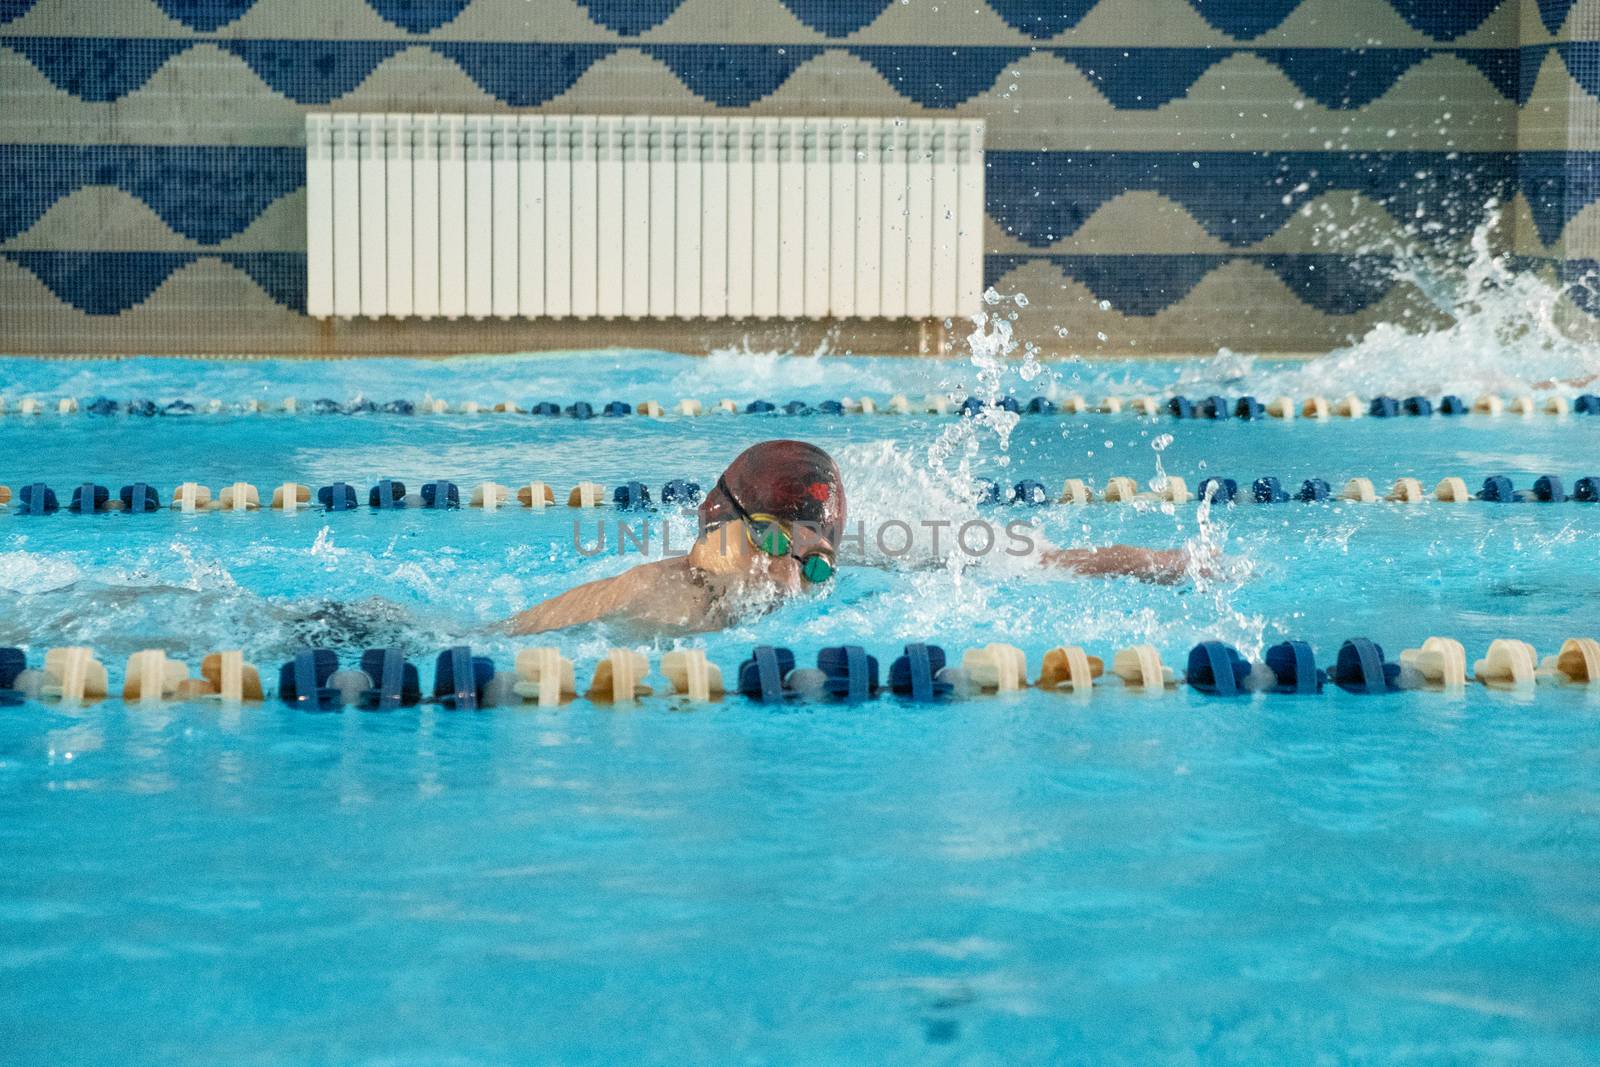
[1387,0,1503,42]
[1256,48,1429,110]
[1,0,42,24]
[781,0,894,37]
[219,39,404,104]
[851,46,1026,109]
[983,0,1099,40]
[573,0,683,35]
[6,36,193,101]
[0,145,304,245]
[5,251,195,315]
[1536,0,1578,34]
[365,0,472,34]
[222,252,306,311]
[645,44,822,107]
[435,42,613,106]
[151,0,258,32]
[1184,0,1303,40]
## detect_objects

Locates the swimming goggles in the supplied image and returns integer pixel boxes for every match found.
[714,476,837,584]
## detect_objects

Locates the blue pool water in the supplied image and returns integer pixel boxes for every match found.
[2,348,1599,1064]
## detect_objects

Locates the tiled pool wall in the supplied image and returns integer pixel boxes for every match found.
[3,0,1600,357]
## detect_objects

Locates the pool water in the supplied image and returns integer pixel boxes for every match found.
[2,347,1599,1064]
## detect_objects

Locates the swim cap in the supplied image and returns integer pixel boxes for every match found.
[702,440,846,544]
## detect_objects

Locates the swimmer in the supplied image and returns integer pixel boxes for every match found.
[506,440,1202,636]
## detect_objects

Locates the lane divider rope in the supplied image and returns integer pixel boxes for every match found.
[3,638,1596,708]
[2,393,1598,421]
[3,474,1597,515]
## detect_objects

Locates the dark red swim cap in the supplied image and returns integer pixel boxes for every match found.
[701,440,845,544]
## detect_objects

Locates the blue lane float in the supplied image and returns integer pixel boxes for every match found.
[317,483,357,511]
[1577,477,1600,502]
[1235,396,1265,420]
[1026,397,1057,414]
[1252,476,1290,503]
[1331,638,1403,694]
[1265,641,1326,693]
[818,646,880,702]
[1200,396,1230,419]
[19,483,58,514]
[0,647,25,706]
[1477,475,1515,502]
[1185,641,1252,696]
[434,646,494,710]
[888,643,952,702]
[603,401,632,417]
[1439,395,1468,415]
[1403,396,1433,416]
[421,481,459,509]
[1296,478,1332,502]
[1010,480,1049,506]
[279,649,341,711]
[370,478,406,509]
[659,479,702,506]
[358,648,420,711]
[1198,477,1238,504]
[70,483,110,513]
[1369,396,1400,417]
[738,646,796,703]
[1532,475,1567,502]
[613,481,652,510]
[1576,394,1600,414]
[746,400,776,414]
[119,482,160,512]
[1167,396,1196,419]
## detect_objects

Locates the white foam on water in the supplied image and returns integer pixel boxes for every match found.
[1175,212,1600,399]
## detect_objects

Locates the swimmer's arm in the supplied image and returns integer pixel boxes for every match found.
[504,558,686,634]
[1040,545,1196,584]
[1534,373,1599,389]
[844,544,1202,582]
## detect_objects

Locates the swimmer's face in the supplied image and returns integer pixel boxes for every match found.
[693,519,835,596]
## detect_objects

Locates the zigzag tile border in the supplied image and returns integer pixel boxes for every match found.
[11,249,1595,323]
[2,251,304,314]
[9,146,1598,255]
[12,37,1594,111]
[0,0,1543,42]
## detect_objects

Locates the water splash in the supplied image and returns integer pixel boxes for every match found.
[1177,210,1600,399]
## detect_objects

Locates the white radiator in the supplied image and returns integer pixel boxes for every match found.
[305,114,985,321]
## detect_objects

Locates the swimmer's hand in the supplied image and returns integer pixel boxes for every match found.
[1042,544,1217,584]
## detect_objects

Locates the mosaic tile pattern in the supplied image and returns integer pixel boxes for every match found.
[3,37,1567,109]
[1,0,1597,356]
[0,0,1557,39]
